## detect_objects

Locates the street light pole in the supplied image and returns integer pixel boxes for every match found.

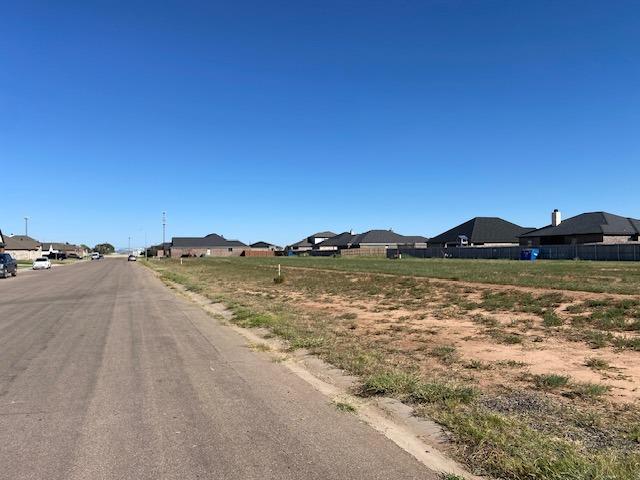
[128,236,131,254]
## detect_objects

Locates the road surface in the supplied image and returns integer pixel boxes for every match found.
[0,259,437,479]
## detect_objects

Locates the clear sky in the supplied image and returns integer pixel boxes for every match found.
[2,1,639,248]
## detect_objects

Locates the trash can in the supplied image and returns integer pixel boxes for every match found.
[520,249,539,261]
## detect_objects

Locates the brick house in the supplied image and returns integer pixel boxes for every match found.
[520,211,640,246]
[2,234,43,260]
[170,233,247,257]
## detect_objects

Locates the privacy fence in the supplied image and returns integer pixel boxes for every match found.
[388,244,640,262]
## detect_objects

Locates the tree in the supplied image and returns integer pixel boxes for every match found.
[94,243,115,255]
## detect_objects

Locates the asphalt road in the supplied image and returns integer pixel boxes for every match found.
[0,259,437,480]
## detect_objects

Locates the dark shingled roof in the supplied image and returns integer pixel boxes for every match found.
[4,235,41,250]
[351,230,417,245]
[520,212,640,238]
[429,217,534,245]
[312,231,337,238]
[317,232,356,247]
[317,230,428,248]
[288,231,337,248]
[250,241,279,249]
[172,233,247,248]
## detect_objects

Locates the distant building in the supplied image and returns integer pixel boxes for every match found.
[286,231,337,252]
[170,233,247,257]
[250,241,282,251]
[428,217,534,248]
[316,229,428,251]
[520,211,640,246]
[1,234,42,260]
[41,242,87,259]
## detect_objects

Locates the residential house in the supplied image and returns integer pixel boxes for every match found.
[286,231,336,253]
[428,217,534,248]
[316,230,428,251]
[520,210,640,246]
[2,234,42,260]
[42,242,87,259]
[170,233,247,257]
[250,241,282,251]
[146,242,172,257]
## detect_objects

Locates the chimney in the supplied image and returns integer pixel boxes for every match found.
[349,229,354,235]
[552,209,562,227]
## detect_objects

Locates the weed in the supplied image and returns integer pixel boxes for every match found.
[361,371,419,397]
[565,382,610,399]
[543,311,563,327]
[249,342,271,352]
[334,401,357,413]
[534,374,570,390]
[584,357,610,370]
[431,345,458,364]
[440,474,465,480]
[464,359,491,370]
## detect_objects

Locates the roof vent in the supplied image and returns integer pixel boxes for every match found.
[552,209,562,227]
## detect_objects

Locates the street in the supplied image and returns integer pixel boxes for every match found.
[0,259,436,480]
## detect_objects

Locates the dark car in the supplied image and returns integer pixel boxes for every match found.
[0,253,18,278]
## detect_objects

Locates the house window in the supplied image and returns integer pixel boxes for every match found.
[228,247,233,252]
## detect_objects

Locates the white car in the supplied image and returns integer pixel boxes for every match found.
[33,257,52,270]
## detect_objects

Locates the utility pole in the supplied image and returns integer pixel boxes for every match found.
[24,217,29,237]
[128,236,131,254]
[162,211,166,246]
[144,232,147,260]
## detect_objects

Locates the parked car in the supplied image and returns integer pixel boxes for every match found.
[91,252,101,260]
[0,253,18,278]
[128,254,137,262]
[33,257,52,270]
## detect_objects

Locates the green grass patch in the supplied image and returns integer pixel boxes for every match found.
[543,311,564,327]
[534,374,570,390]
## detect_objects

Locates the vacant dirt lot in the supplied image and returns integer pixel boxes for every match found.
[147,257,640,480]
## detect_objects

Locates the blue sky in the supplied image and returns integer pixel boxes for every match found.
[1,1,638,248]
